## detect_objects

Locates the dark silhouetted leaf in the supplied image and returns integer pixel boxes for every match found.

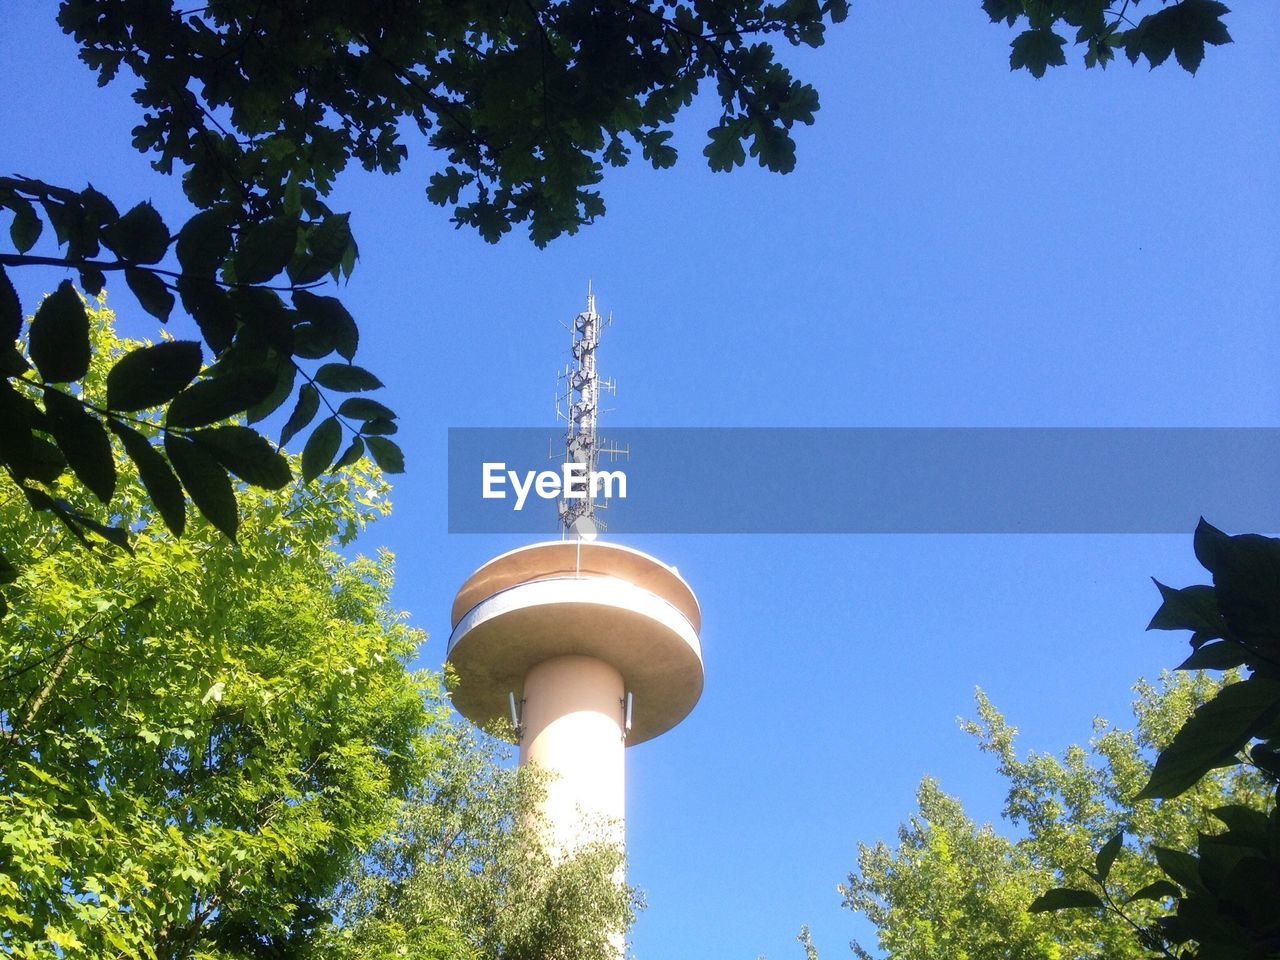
[109,419,185,536]
[234,217,297,284]
[29,281,90,383]
[1096,832,1123,882]
[0,265,20,342]
[0,550,16,584]
[292,291,357,360]
[338,397,395,421]
[9,197,42,252]
[106,340,203,412]
[102,201,168,263]
[79,267,106,297]
[333,436,364,469]
[314,363,383,392]
[301,415,342,482]
[1177,640,1249,672]
[1153,846,1208,897]
[43,389,115,503]
[70,510,133,554]
[165,432,237,539]
[365,436,404,474]
[166,368,277,428]
[304,213,352,274]
[1148,580,1224,644]
[1028,888,1103,912]
[17,435,68,484]
[192,426,290,489]
[1138,677,1280,800]
[124,268,175,322]
[246,359,296,424]
[177,276,237,354]
[229,286,293,355]
[1009,27,1068,78]
[280,383,320,447]
[361,417,397,436]
[176,208,232,277]
[1204,531,1280,654]
[1126,880,1182,903]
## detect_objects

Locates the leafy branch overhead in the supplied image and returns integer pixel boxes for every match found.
[0,179,403,550]
[984,0,1232,78]
[1027,519,1280,960]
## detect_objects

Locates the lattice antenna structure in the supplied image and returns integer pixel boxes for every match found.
[555,287,628,538]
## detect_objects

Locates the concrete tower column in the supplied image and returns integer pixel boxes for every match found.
[520,654,626,852]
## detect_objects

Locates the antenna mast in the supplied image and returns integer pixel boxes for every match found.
[556,286,625,537]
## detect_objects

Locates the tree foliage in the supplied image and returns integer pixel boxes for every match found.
[319,719,640,960]
[0,301,433,957]
[983,0,1233,77]
[840,671,1270,960]
[1029,520,1280,959]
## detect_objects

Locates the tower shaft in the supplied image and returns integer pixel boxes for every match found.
[519,654,626,854]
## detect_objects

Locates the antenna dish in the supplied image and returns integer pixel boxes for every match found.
[570,515,599,541]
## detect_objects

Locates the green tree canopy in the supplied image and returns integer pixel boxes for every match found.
[841,672,1270,960]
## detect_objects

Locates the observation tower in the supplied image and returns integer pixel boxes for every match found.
[446,292,703,855]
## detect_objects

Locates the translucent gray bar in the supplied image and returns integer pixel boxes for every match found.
[447,428,1280,534]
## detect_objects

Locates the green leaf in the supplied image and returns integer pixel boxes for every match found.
[314,363,383,392]
[1096,831,1123,882]
[102,201,169,263]
[1138,677,1280,800]
[108,419,185,536]
[1153,846,1208,897]
[191,426,291,489]
[1009,27,1068,78]
[177,276,237,354]
[245,359,296,424]
[165,432,237,540]
[280,383,320,447]
[338,397,395,421]
[68,510,133,554]
[234,217,298,284]
[361,417,398,436]
[1147,580,1223,641]
[124,268,175,322]
[106,340,203,412]
[1028,888,1104,912]
[0,264,20,342]
[29,280,90,383]
[364,436,404,474]
[333,435,364,469]
[1210,805,1270,846]
[292,291,358,360]
[8,196,42,252]
[1203,530,1280,654]
[1126,879,1183,903]
[301,415,342,482]
[175,209,232,277]
[166,368,278,428]
[43,389,115,503]
[293,213,352,281]
[1177,640,1249,672]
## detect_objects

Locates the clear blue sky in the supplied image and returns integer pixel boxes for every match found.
[2,4,1277,957]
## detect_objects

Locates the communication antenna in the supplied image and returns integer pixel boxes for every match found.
[554,284,628,538]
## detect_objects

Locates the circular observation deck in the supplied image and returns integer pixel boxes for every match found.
[447,541,703,746]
